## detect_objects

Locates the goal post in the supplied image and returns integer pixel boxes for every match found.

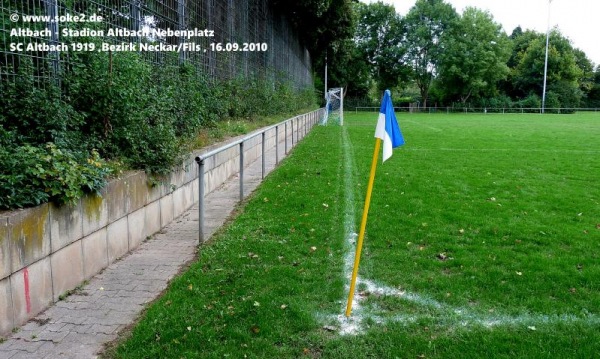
[321,87,344,125]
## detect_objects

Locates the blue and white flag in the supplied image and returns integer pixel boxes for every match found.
[374,90,405,162]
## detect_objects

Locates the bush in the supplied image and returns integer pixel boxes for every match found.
[516,94,541,111]
[544,91,561,113]
[0,60,84,148]
[0,143,111,209]
[548,81,582,113]
[1,46,316,209]
[485,95,514,109]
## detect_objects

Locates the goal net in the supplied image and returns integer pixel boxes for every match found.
[321,87,344,125]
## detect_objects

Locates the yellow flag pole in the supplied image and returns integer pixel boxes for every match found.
[345,137,381,317]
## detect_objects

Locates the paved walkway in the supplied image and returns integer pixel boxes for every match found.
[0,139,290,359]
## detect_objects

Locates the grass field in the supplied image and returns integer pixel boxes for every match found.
[110,112,600,358]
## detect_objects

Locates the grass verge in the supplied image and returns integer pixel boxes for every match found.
[189,107,319,150]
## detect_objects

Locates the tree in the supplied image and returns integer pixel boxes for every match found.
[501,28,541,98]
[513,28,583,108]
[403,0,458,108]
[583,66,600,108]
[317,38,371,98]
[573,48,595,102]
[354,2,406,92]
[270,0,356,95]
[437,7,511,104]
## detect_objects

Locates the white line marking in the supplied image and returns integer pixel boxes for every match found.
[339,126,364,335]
[407,148,600,154]
[402,119,443,132]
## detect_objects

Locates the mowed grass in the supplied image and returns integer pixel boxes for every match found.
[110,112,600,358]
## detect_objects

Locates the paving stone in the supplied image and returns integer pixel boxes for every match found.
[33,329,70,343]
[0,350,18,359]
[8,351,37,359]
[3,339,45,353]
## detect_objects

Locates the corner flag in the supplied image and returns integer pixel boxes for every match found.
[345,90,405,317]
[374,90,404,162]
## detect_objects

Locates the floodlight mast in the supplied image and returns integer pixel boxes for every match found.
[542,0,553,114]
[324,52,328,99]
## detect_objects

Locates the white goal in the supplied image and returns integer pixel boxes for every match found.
[321,87,344,125]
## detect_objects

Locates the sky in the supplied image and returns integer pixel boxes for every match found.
[360,0,600,67]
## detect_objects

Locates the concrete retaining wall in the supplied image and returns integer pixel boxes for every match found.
[0,109,324,335]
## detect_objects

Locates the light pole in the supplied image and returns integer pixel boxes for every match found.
[324,51,328,100]
[541,0,553,114]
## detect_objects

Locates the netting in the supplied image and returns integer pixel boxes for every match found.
[321,87,344,125]
[0,0,313,89]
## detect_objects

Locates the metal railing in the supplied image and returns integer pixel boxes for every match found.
[194,108,325,242]
[354,106,600,114]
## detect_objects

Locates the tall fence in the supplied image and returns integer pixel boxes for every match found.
[0,0,312,88]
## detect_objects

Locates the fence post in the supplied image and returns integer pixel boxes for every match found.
[304,115,307,137]
[275,125,279,164]
[46,0,60,83]
[291,119,295,147]
[296,117,298,143]
[239,141,244,201]
[261,132,266,179]
[177,0,186,65]
[196,158,205,242]
[285,121,288,154]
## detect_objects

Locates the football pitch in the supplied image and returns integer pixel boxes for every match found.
[113,112,600,358]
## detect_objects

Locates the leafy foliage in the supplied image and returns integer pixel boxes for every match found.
[270,0,357,98]
[354,2,407,92]
[0,60,110,209]
[437,7,511,104]
[512,29,582,102]
[403,0,458,107]
[585,67,600,107]
[344,1,597,110]
[0,143,111,209]
[1,45,315,210]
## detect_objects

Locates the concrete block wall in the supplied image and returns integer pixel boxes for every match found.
[0,108,323,336]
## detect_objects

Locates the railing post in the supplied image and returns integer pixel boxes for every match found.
[307,114,309,134]
[291,119,295,147]
[303,115,306,138]
[275,125,279,164]
[302,115,306,138]
[239,141,244,201]
[285,121,288,154]
[261,132,266,179]
[196,157,205,243]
